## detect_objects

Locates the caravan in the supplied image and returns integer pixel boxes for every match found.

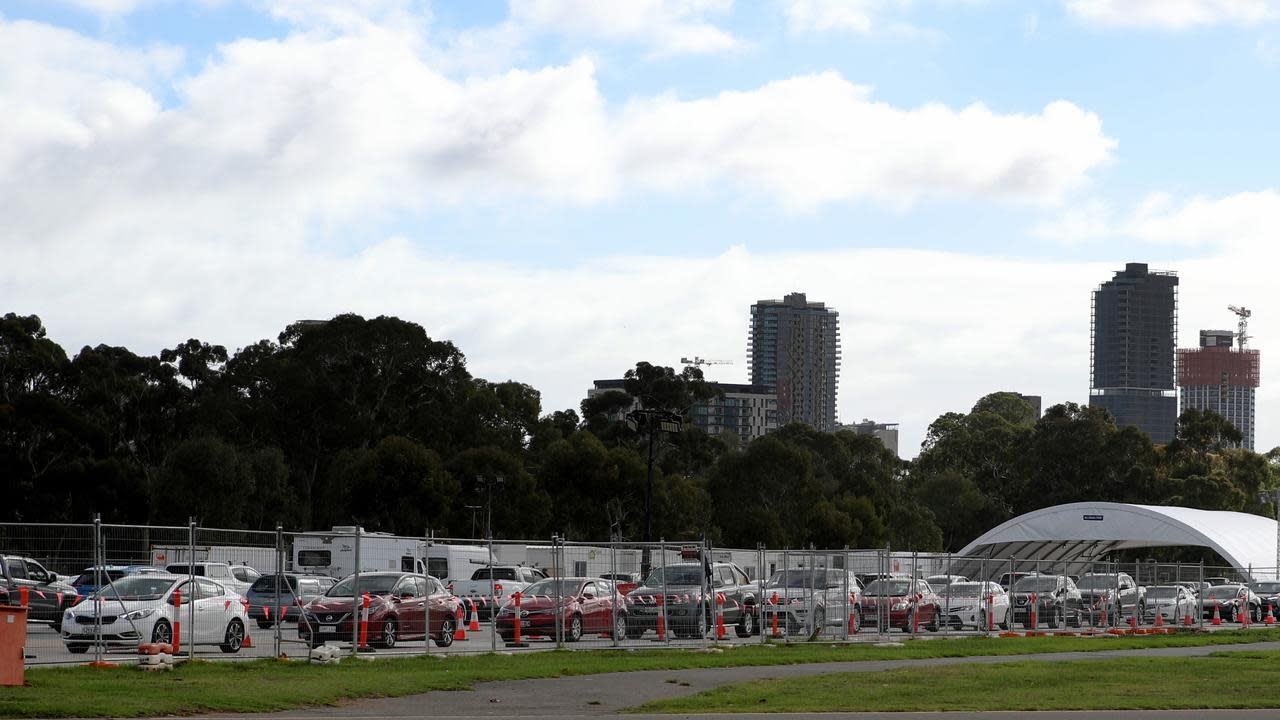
[292,527,492,585]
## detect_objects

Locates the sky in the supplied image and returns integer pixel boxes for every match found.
[3,0,1279,458]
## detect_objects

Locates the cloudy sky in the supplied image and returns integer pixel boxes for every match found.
[3,0,1279,457]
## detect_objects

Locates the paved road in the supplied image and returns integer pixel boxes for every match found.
[192,640,1280,720]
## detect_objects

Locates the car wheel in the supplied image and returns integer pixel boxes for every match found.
[436,615,455,647]
[737,605,757,638]
[926,609,939,633]
[1000,608,1011,630]
[566,614,583,642]
[256,620,274,630]
[1050,607,1062,629]
[151,619,173,645]
[67,644,90,654]
[380,618,398,649]
[905,610,915,633]
[220,618,245,653]
[612,613,627,641]
[625,624,645,640]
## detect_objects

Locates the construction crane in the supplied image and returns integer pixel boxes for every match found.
[680,356,733,367]
[1228,305,1252,350]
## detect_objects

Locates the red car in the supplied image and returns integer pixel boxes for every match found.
[495,577,627,642]
[299,572,461,649]
[860,578,942,632]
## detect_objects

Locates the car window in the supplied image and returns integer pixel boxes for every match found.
[298,580,318,596]
[24,560,48,581]
[393,577,417,597]
[7,558,27,580]
[233,568,250,582]
[427,577,445,595]
[736,567,751,585]
[582,582,598,597]
[198,578,223,598]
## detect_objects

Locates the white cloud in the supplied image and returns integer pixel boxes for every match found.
[619,74,1114,209]
[782,0,905,34]
[509,0,742,56]
[1065,0,1280,29]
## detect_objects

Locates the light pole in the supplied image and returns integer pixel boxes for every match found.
[625,408,683,578]
[476,475,504,539]
[463,505,482,539]
[1260,489,1280,580]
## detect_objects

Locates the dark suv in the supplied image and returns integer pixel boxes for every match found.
[1076,572,1144,625]
[625,562,758,639]
[246,574,335,628]
[1,555,79,630]
[1010,574,1082,628]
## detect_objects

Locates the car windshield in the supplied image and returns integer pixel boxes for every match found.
[1076,575,1120,590]
[945,583,989,597]
[522,579,584,597]
[1012,577,1059,592]
[766,570,835,589]
[98,575,174,601]
[165,564,205,575]
[1205,586,1248,599]
[73,569,127,586]
[1251,582,1280,593]
[326,574,402,596]
[1147,587,1181,599]
[864,580,912,596]
[643,566,705,587]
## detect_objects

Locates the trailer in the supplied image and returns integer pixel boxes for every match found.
[150,544,280,574]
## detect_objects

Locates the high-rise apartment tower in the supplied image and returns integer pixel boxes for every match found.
[1089,263,1179,444]
[1177,329,1260,450]
[748,292,841,431]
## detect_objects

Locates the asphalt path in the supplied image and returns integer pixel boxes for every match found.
[190,640,1280,720]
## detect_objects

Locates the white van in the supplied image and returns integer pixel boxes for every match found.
[426,544,492,587]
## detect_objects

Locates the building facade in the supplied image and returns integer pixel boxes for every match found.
[1089,263,1180,444]
[840,420,900,457]
[748,292,841,431]
[586,380,778,444]
[1177,330,1260,450]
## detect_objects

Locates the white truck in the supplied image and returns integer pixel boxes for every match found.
[291,527,492,585]
[450,565,548,619]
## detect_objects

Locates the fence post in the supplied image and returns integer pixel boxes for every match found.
[660,539,669,646]
[758,543,767,645]
[187,518,196,661]
[351,529,361,656]
[423,530,432,657]
[554,534,564,649]
[274,523,283,658]
[1200,560,1205,630]
[610,536,619,648]
[92,514,103,665]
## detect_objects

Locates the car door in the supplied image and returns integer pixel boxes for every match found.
[195,578,232,643]
[393,576,426,638]
[425,577,452,635]
[19,559,60,620]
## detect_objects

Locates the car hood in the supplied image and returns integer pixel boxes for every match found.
[307,595,391,613]
[629,585,705,599]
[72,598,165,615]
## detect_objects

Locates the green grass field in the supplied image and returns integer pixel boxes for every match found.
[636,649,1280,713]
[2,630,1278,717]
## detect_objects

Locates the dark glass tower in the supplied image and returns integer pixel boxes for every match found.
[748,292,841,431]
[1089,263,1179,444]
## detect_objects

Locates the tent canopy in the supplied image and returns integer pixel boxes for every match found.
[952,502,1278,582]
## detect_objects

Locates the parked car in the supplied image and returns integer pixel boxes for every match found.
[245,574,335,628]
[940,581,1010,630]
[495,577,627,642]
[298,572,460,649]
[60,574,248,653]
[1205,576,1234,586]
[1010,574,1082,628]
[1249,580,1280,617]
[164,562,259,596]
[860,577,942,632]
[998,571,1035,592]
[925,574,968,590]
[762,568,861,636]
[1200,584,1263,623]
[452,565,547,620]
[1,555,80,630]
[624,562,758,639]
[1176,580,1212,597]
[1143,585,1197,624]
[598,572,642,597]
[69,565,162,598]
[1076,572,1144,625]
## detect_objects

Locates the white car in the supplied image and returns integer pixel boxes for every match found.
[1144,584,1196,623]
[939,581,1011,630]
[762,568,862,636]
[61,574,249,654]
[164,562,259,596]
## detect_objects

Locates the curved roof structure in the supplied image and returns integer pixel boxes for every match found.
[952,502,1278,581]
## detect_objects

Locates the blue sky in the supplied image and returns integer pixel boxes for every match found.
[2,0,1279,455]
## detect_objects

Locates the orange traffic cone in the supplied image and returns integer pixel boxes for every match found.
[1183,608,1194,626]
[242,632,253,648]
[1266,605,1276,625]
[1154,611,1164,628]
[467,598,480,633]
[454,604,468,640]
[1212,601,1222,626]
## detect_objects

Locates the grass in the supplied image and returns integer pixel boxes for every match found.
[635,649,1280,713]
[2,630,1279,717]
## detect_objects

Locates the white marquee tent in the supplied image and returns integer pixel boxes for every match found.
[952,502,1280,582]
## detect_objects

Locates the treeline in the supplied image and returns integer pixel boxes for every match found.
[2,312,1277,551]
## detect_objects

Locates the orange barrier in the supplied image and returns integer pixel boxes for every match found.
[655,594,666,641]
[771,593,780,638]
[849,592,859,635]
[358,593,371,650]
[715,593,726,640]
[173,589,182,654]
[18,587,29,607]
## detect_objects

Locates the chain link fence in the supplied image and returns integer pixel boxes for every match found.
[7,520,1278,666]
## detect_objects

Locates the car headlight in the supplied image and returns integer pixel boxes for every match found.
[892,602,909,611]
[63,610,73,622]
[122,608,156,621]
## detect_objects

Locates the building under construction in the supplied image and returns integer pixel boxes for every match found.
[1177,313,1261,450]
